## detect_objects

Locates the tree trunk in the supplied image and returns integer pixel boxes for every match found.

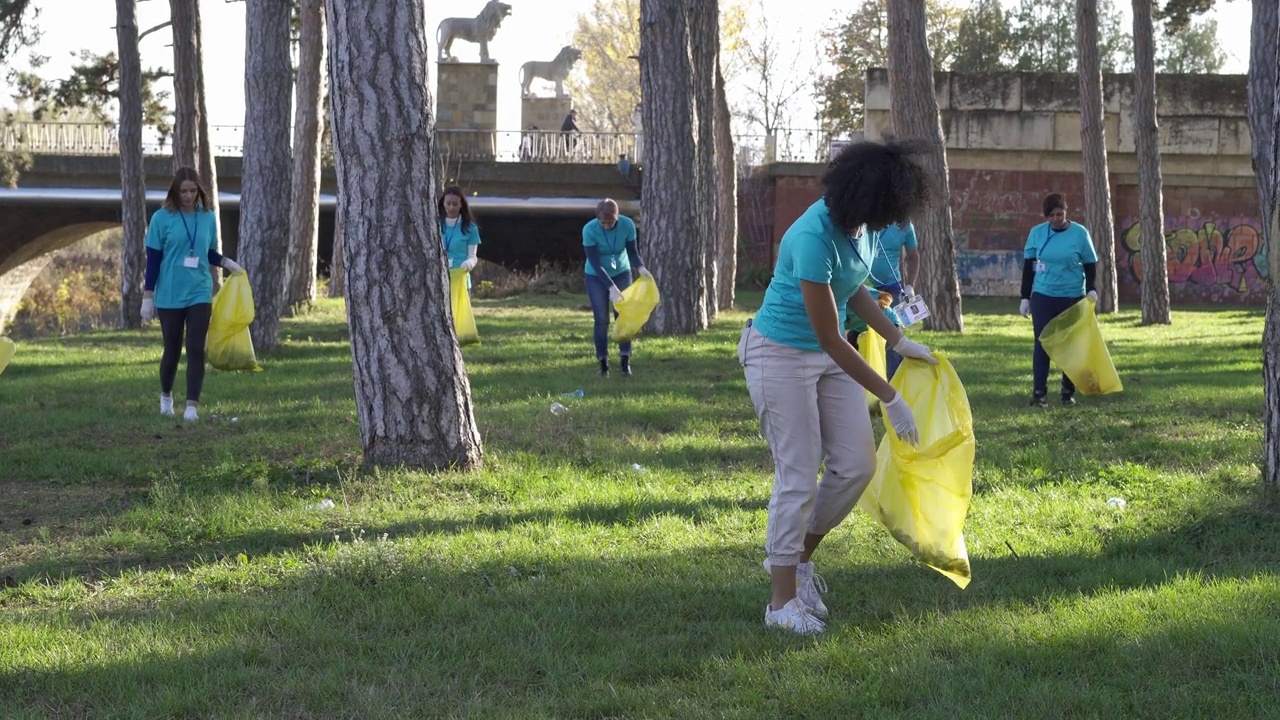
[115,0,147,330]
[1076,0,1119,314]
[169,0,198,170]
[325,0,482,470]
[1248,0,1279,494]
[1132,0,1171,325]
[239,0,294,352]
[193,2,221,266]
[886,0,964,332]
[691,0,718,321]
[285,0,327,315]
[328,209,345,298]
[640,0,713,334]
[714,58,737,312]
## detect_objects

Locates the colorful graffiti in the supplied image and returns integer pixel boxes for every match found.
[1119,215,1269,301]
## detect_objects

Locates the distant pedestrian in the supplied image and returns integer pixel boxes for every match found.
[561,109,580,156]
[142,166,244,422]
[869,221,919,379]
[617,153,631,177]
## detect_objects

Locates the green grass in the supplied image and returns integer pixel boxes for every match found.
[2,294,1277,719]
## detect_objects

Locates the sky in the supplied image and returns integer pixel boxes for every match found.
[0,0,1255,141]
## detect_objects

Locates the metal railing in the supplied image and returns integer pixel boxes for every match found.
[2,121,840,166]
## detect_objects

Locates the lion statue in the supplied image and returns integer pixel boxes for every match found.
[436,1,513,63]
[518,46,583,98]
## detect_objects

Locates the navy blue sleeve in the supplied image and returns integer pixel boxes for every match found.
[1084,262,1097,293]
[145,247,163,291]
[584,245,611,279]
[625,240,644,270]
[207,248,225,267]
[1021,258,1035,299]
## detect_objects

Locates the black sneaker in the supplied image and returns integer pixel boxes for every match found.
[1062,394,1076,406]
[1030,393,1048,408]
[619,356,632,376]
[598,359,609,376]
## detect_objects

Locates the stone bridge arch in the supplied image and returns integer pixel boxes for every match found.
[1,215,121,329]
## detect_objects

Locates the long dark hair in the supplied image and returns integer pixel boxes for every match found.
[163,166,210,213]
[437,185,475,234]
[821,139,932,234]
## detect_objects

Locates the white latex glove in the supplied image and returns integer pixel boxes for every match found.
[222,258,244,275]
[882,392,919,446]
[901,284,914,298]
[893,335,938,364]
[637,267,652,279]
[141,297,155,323]
[1019,298,1031,318]
[609,286,624,304]
[1087,290,1098,304]
[460,257,478,272]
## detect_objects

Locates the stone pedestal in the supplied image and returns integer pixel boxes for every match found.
[520,96,572,132]
[435,62,499,159]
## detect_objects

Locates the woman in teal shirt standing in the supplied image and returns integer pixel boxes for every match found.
[141,166,243,421]
[738,140,938,635]
[437,186,481,285]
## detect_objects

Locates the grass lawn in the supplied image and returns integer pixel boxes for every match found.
[1,292,1277,718]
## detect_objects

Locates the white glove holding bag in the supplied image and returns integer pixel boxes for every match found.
[882,392,919,446]
[1087,290,1098,304]
[637,267,652,279]
[892,335,938,364]
[1019,298,1031,318]
[222,258,244,275]
[141,297,155,323]
[609,286,623,304]
[460,257,478,272]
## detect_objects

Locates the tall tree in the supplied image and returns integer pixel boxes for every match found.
[886,0,964,332]
[714,58,737,311]
[1010,0,1077,72]
[640,0,716,334]
[170,0,221,261]
[951,0,1012,73]
[1156,17,1226,73]
[569,0,641,133]
[692,0,720,319]
[325,0,482,470]
[1076,0,1119,313]
[239,0,294,352]
[0,0,38,63]
[732,0,805,137]
[1247,0,1279,494]
[1133,0,1171,324]
[285,0,327,314]
[327,209,344,298]
[116,0,147,330]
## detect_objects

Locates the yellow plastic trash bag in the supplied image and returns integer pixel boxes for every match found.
[857,328,887,410]
[611,274,660,342]
[858,354,974,588]
[450,269,480,346]
[206,273,262,372]
[0,336,15,376]
[1038,298,1122,395]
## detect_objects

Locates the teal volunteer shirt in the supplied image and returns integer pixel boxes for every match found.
[754,199,873,352]
[144,207,218,309]
[582,215,637,277]
[442,217,481,269]
[870,221,917,286]
[1023,221,1098,298]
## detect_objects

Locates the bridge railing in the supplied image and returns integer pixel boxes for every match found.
[2,121,838,165]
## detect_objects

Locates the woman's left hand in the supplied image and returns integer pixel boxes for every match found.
[1087,290,1098,304]
[893,335,938,364]
[637,267,652,279]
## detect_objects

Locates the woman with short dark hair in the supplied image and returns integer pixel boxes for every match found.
[738,140,939,635]
[142,166,243,421]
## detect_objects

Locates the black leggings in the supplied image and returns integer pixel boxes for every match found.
[157,303,212,402]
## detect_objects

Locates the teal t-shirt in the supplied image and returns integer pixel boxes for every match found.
[144,207,218,309]
[1023,221,1098,298]
[582,215,636,277]
[870,222,917,287]
[441,218,481,269]
[753,199,873,352]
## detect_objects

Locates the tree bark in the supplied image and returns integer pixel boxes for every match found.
[169,0,198,171]
[713,58,737,312]
[328,208,345,298]
[115,0,147,330]
[285,0,327,315]
[1076,0,1119,314]
[639,0,713,334]
[326,0,482,470]
[193,2,221,265]
[239,0,294,352]
[886,0,964,332]
[1248,0,1279,495]
[1132,0,1171,325]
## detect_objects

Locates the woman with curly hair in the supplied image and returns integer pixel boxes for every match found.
[736,139,938,635]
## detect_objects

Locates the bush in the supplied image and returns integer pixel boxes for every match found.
[471,259,582,299]
[7,230,122,338]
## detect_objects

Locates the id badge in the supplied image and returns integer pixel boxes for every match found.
[894,294,931,326]
[183,256,200,268]
[1034,260,1047,273]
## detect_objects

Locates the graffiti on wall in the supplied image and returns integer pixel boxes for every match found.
[1119,213,1269,300]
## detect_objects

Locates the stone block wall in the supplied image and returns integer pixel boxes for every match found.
[435,62,499,130]
[521,97,572,132]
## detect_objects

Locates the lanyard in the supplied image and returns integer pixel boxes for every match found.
[442,221,458,249]
[846,231,891,285]
[1038,223,1067,259]
[178,211,199,256]
[601,224,620,254]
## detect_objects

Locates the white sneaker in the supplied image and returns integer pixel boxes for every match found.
[797,561,829,619]
[160,394,174,416]
[764,597,825,635]
[183,405,199,422]
[763,559,830,619]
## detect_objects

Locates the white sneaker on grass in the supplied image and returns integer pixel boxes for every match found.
[764,597,825,635]
[183,405,199,422]
[763,559,830,619]
[160,394,174,416]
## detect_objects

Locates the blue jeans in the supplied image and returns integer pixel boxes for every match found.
[1030,292,1081,397]
[585,270,633,360]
